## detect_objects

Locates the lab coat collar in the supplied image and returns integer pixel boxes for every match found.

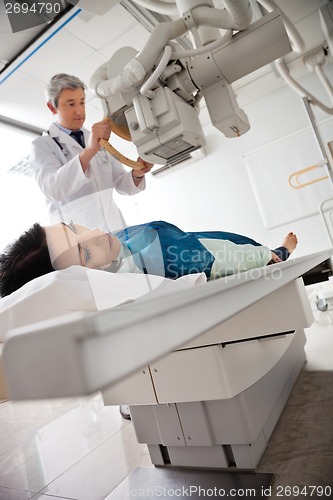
[48,122,88,148]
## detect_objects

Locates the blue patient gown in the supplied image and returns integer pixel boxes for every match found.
[114,221,264,280]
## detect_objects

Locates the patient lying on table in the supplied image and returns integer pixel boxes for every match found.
[0,220,297,297]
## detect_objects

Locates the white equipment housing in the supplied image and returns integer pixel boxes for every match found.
[125,87,205,164]
[1,251,331,469]
[91,4,292,165]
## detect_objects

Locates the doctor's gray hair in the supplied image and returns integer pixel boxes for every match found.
[45,73,87,108]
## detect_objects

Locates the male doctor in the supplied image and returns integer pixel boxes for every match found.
[29,73,153,233]
[30,73,152,421]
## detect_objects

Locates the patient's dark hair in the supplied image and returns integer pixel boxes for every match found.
[0,223,54,297]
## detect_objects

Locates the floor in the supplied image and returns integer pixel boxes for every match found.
[0,281,332,500]
[256,279,333,498]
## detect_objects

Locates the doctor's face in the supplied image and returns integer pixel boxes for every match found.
[45,223,121,271]
[48,87,86,131]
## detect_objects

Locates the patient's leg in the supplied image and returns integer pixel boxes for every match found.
[270,232,298,262]
[201,239,272,278]
[282,232,298,253]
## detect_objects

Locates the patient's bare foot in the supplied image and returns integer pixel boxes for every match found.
[282,232,298,254]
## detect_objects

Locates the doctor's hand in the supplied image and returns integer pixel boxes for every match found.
[136,157,154,174]
[132,158,154,185]
[88,119,112,154]
[79,119,112,173]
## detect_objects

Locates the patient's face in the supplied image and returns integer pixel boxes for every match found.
[45,223,121,270]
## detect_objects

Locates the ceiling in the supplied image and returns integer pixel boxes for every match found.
[0,0,331,134]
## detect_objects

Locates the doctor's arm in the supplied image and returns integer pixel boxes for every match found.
[30,138,91,200]
[79,119,111,173]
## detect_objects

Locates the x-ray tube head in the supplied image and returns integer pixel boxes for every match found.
[125,87,206,164]
[90,4,292,167]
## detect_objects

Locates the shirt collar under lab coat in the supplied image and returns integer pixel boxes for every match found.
[48,122,88,148]
[55,122,84,136]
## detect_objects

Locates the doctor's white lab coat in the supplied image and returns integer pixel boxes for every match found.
[29,123,145,232]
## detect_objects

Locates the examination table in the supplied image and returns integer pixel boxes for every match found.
[0,250,331,471]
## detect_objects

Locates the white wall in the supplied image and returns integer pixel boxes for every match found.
[114,64,333,258]
[0,124,50,251]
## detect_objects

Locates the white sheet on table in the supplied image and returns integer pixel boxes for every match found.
[0,266,206,340]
